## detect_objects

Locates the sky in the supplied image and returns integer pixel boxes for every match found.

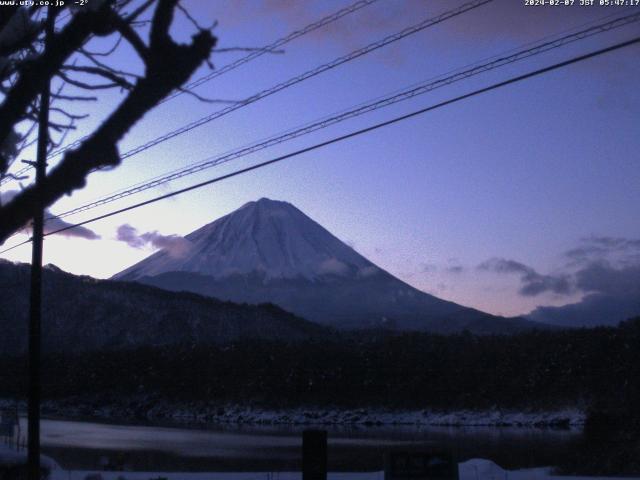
[1,0,639,317]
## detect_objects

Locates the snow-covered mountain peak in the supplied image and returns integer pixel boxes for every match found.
[112,198,533,333]
[234,197,292,216]
[115,198,375,281]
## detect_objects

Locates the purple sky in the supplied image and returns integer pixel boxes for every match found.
[2,0,639,316]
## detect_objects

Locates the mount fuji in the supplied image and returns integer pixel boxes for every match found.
[114,198,544,334]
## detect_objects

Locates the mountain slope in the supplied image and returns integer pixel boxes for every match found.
[115,197,375,281]
[115,198,547,334]
[0,260,327,355]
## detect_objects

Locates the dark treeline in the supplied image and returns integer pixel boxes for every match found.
[0,318,639,411]
[1,319,639,473]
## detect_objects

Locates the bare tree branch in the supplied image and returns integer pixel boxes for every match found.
[49,107,89,121]
[50,93,98,102]
[60,64,135,90]
[80,34,123,57]
[213,47,284,54]
[0,8,44,57]
[0,6,20,33]
[123,0,156,23]
[79,49,140,79]
[177,2,208,32]
[49,118,75,150]
[0,1,117,149]
[175,86,241,104]
[0,0,216,243]
[112,15,149,60]
[56,69,129,90]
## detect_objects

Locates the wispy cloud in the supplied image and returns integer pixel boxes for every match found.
[478,258,572,297]
[1,190,100,240]
[43,215,101,240]
[318,257,350,276]
[420,262,438,273]
[479,235,640,299]
[446,265,464,274]
[575,261,640,297]
[565,235,640,266]
[116,224,191,258]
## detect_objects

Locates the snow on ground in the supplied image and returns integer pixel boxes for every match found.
[53,473,381,480]
[2,397,586,428]
[138,406,586,428]
[4,446,638,480]
[457,458,640,480]
[46,460,640,480]
[32,398,585,428]
[0,444,60,471]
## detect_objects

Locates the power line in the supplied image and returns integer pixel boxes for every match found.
[15,0,492,181]
[3,8,637,251]
[0,5,68,186]
[1,165,31,184]
[40,0,381,161]
[162,0,381,103]
[0,7,90,186]
[50,11,640,221]
[2,35,638,256]
[1,0,382,186]
[115,0,493,161]
[59,6,637,209]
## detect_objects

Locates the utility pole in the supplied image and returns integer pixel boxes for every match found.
[27,7,53,480]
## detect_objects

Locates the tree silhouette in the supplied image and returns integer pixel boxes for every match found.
[0,0,216,243]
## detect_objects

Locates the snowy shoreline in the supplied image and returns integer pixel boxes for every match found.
[29,400,586,428]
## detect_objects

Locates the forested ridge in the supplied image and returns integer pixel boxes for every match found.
[1,318,638,410]
[1,318,639,474]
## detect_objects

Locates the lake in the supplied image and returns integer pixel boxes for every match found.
[16,418,583,472]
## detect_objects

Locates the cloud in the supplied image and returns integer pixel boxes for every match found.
[116,224,145,248]
[528,292,640,328]
[420,263,437,273]
[565,244,608,265]
[116,224,191,258]
[525,237,640,326]
[318,257,350,276]
[478,258,531,275]
[358,265,380,278]
[575,261,640,297]
[565,236,640,267]
[403,260,464,283]
[445,258,464,274]
[480,234,640,300]
[446,265,464,274]
[478,258,572,297]
[43,214,101,240]
[1,189,100,240]
[589,236,640,250]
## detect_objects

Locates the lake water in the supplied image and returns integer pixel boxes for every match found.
[15,418,583,472]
